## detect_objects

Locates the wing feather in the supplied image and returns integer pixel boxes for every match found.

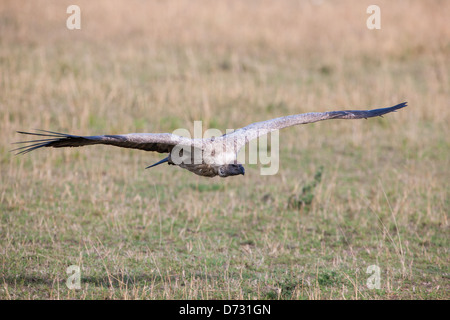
[12,130,196,155]
[225,102,407,150]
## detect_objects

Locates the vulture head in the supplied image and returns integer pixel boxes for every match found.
[218,163,245,177]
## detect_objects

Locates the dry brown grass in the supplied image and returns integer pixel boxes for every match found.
[0,0,448,300]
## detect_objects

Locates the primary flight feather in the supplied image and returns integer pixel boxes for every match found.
[14,102,407,178]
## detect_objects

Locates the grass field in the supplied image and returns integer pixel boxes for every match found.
[0,0,449,299]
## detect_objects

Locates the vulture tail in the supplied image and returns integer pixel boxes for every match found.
[145,156,169,169]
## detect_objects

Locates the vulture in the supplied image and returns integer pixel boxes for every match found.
[13,102,407,178]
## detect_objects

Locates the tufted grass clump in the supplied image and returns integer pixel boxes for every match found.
[288,166,323,212]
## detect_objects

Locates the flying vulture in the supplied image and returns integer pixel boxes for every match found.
[13,102,407,178]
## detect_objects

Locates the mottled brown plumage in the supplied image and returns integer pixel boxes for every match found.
[13,102,407,178]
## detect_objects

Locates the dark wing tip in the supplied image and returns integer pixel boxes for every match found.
[385,101,408,115]
[12,129,72,155]
[394,101,408,110]
[371,102,408,118]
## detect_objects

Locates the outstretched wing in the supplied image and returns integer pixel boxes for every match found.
[12,130,196,155]
[224,102,407,150]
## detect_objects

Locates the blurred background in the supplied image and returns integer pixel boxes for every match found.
[0,0,448,299]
